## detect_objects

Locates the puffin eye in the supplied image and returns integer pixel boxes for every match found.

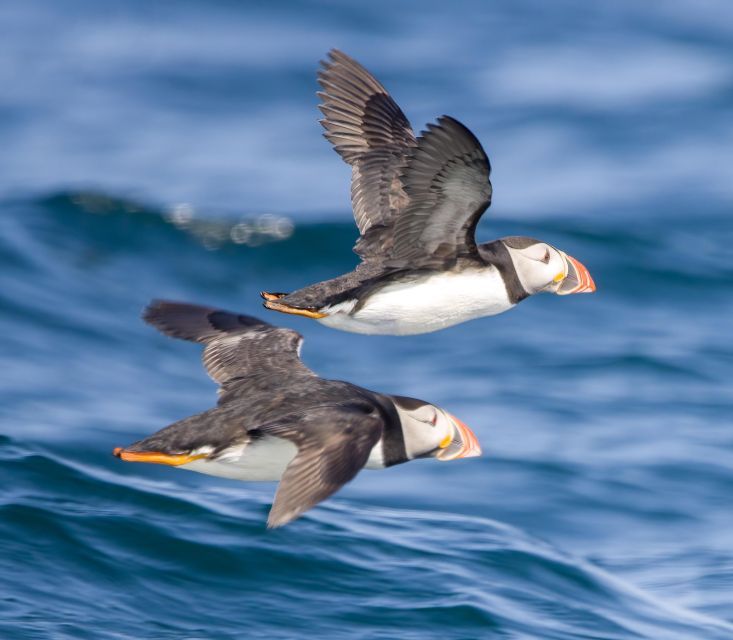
[541,248,551,264]
[430,412,438,426]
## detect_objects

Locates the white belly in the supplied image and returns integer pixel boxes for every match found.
[181,436,298,482]
[179,436,386,481]
[318,268,514,335]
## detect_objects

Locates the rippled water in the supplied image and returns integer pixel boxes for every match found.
[2,1,732,638]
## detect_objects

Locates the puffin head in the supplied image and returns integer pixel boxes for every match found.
[501,236,596,296]
[391,396,481,462]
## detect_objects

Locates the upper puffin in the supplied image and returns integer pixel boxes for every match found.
[262,50,595,335]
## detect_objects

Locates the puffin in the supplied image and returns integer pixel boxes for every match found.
[113,300,481,528]
[261,50,595,335]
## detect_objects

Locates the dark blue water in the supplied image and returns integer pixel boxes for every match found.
[2,1,732,638]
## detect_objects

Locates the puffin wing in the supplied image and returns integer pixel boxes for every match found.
[318,49,416,251]
[386,116,492,268]
[259,404,384,528]
[143,300,316,389]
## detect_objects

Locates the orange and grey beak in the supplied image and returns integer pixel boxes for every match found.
[556,252,596,295]
[436,414,482,461]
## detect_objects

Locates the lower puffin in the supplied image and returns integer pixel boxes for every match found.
[113,300,481,528]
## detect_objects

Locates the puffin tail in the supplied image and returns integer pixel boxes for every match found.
[112,447,207,466]
[262,299,327,319]
[260,291,288,302]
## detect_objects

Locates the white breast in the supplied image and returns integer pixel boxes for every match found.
[181,436,298,482]
[318,268,513,335]
[179,435,387,481]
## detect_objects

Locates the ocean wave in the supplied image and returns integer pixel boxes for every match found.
[1,189,732,638]
[1,436,731,639]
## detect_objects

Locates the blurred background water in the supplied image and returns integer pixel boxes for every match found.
[1,1,732,638]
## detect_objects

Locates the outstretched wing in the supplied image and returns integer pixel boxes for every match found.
[260,404,384,528]
[318,52,492,268]
[143,300,316,388]
[318,49,416,247]
[385,116,492,268]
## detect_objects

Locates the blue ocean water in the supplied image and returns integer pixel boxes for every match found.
[1,1,732,638]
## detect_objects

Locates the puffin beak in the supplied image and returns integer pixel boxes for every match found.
[436,414,482,461]
[556,251,596,295]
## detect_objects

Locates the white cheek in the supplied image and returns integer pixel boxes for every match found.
[515,261,543,292]
[437,416,453,445]
[403,419,438,459]
[519,255,566,293]
[552,255,565,277]
[544,255,567,289]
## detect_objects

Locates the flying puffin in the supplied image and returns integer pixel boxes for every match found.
[113,300,481,528]
[261,50,595,335]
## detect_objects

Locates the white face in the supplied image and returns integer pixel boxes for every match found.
[505,241,568,294]
[393,401,454,460]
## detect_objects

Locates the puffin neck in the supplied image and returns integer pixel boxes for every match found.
[478,241,529,304]
[371,393,408,467]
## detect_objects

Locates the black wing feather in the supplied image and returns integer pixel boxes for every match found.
[143,300,315,387]
[386,116,492,268]
[261,404,383,528]
[318,49,416,241]
[318,53,492,268]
